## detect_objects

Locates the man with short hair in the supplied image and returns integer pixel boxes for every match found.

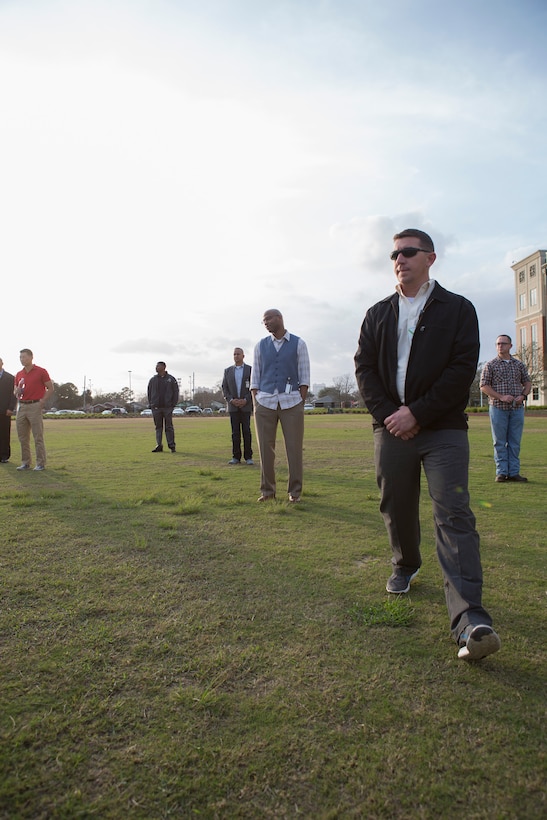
[147,362,180,453]
[222,347,253,465]
[251,309,310,503]
[480,335,531,482]
[14,349,54,471]
[355,229,500,661]
[0,358,17,463]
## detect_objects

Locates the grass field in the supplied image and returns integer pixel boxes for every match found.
[1,413,545,818]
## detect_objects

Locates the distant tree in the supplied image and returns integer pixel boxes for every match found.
[56,382,81,409]
[94,391,126,406]
[516,342,544,388]
[469,365,484,407]
[333,374,359,406]
[192,385,224,408]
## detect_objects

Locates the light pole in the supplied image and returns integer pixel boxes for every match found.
[128,370,132,412]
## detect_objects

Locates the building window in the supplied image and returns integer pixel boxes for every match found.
[529,264,536,277]
[531,325,538,368]
[520,327,527,349]
[519,293,526,310]
[519,270,525,283]
[530,288,537,306]
[532,387,539,401]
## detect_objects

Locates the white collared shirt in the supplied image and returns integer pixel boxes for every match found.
[396,279,434,404]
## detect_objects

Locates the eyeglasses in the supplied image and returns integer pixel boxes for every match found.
[390,247,430,261]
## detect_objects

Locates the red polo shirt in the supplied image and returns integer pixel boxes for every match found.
[15,365,51,401]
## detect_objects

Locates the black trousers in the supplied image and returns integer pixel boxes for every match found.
[229,410,252,461]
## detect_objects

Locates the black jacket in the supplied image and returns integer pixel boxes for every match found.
[147,373,180,409]
[0,370,16,414]
[354,281,479,431]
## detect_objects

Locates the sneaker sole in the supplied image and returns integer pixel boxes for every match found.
[386,569,419,594]
[458,626,501,660]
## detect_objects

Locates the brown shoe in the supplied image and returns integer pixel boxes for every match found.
[507,474,528,482]
[495,475,508,482]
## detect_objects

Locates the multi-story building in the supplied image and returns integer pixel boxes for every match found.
[512,250,547,405]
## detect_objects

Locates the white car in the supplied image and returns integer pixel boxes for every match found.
[172,407,185,416]
[55,409,86,415]
[140,409,153,416]
[184,406,203,415]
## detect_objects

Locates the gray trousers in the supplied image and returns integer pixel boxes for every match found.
[152,408,175,448]
[374,427,492,641]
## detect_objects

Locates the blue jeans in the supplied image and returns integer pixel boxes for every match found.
[373,427,491,641]
[488,405,525,477]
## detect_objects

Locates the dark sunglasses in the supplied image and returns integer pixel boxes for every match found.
[390,247,430,261]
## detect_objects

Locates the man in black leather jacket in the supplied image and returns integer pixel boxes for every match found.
[355,228,500,661]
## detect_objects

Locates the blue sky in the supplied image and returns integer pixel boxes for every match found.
[1,0,546,397]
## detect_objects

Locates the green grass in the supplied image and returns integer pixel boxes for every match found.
[1,414,545,818]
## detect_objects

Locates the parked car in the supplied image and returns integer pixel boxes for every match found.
[202,408,213,415]
[304,404,315,411]
[184,406,203,415]
[172,407,185,416]
[140,409,153,416]
[102,408,128,416]
[55,409,86,415]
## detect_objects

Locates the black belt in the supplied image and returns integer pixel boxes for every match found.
[20,400,40,404]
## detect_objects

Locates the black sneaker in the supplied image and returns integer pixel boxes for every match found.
[386,569,419,594]
[495,474,508,482]
[507,474,528,482]
[457,624,501,660]
[152,445,163,453]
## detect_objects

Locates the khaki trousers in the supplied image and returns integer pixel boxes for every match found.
[16,402,46,467]
[254,402,304,499]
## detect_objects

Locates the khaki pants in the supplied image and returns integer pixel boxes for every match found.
[254,401,304,499]
[16,402,46,467]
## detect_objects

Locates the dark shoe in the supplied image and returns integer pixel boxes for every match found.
[386,569,419,594]
[288,494,301,503]
[0,458,9,463]
[228,458,240,465]
[152,445,163,453]
[495,474,508,482]
[245,459,254,465]
[169,447,176,453]
[458,624,501,660]
[507,474,528,482]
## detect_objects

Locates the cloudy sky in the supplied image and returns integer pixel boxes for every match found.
[1,0,546,399]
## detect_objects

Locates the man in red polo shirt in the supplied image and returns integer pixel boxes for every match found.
[14,348,54,471]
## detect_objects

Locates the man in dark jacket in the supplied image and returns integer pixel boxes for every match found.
[0,358,17,462]
[222,347,253,465]
[355,228,500,661]
[147,362,180,453]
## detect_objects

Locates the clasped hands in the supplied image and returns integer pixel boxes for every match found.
[384,406,420,440]
[230,398,248,408]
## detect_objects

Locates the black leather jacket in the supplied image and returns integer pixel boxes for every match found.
[355,282,479,431]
